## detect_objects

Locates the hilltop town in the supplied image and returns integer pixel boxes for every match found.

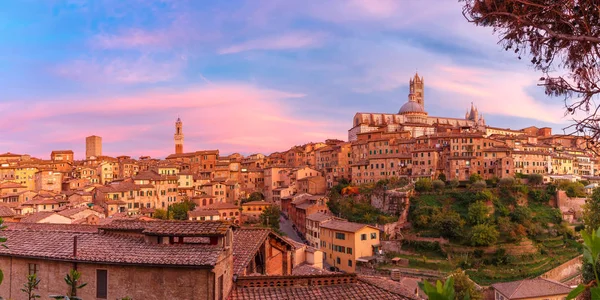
[0,74,589,299]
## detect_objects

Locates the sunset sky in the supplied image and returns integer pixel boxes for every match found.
[0,0,570,159]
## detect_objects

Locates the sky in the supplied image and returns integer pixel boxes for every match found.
[0,0,572,159]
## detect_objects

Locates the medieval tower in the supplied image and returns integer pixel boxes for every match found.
[174,117,184,154]
[409,73,424,106]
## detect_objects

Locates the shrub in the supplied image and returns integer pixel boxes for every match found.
[498,177,516,188]
[449,179,460,189]
[415,178,433,192]
[437,173,447,182]
[471,180,487,190]
[432,179,445,191]
[469,174,483,184]
[468,201,490,225]
[433,209,465,239]
[510,206,532,224]
[476,189,494,201]
[470,224,499,246]
[528,174,543,186]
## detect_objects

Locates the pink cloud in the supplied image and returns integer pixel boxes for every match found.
[218,32,327,54]
[54,55,185,83]
[0,84,347,159]
[92,29,169,49]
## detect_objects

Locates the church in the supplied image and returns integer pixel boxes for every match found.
[348,73,486,141]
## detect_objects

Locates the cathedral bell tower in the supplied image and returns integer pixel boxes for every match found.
[174,117,184,154]
[409,73,424,107]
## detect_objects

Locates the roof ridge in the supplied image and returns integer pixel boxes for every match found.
[357,276,416,299]
[509,279,527,298]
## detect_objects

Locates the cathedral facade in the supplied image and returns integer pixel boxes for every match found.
[348,73,486,141]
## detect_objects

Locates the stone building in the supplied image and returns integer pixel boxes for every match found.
[85,135,102,159]
[175,117,184,154]
[348,73,485,141]
[0,220,235,300]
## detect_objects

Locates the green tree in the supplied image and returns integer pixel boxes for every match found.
[498,177,516,188]
[449,269,483,300]
[153,208,168,220]
[510,206,532,224]
[437,173,447,182]
[415,178,433,192]
[470,223,499,246]
[475,189,494,202]
[528,174,543,186]
[468,201,490,225]
[449,178,460,190]
[169,200,197,220]
[243,192,265,204]
[469,174,483,184]
[50,269,87,300]
[584,188,600,232]
[432,179,445,192]
[558,181,586,198]
[260,205,281,231]
[433,210,465,239]
[471,180,487,190]
[566,227,600,299]
[21,274,41,300]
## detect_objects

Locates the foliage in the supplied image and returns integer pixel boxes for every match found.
[497,177,516,188]
[510,206,532,224]
[527,189,550,203]
[449,269,483,300]
[242,192,265,204]
[21,274,41,300]
[433,209,465,239]
[470,223,499,246]
[475,189,494,202]
[528,174,544,186]
[415,178,433,192]
[328,195,398,224]
[260,205,281,231]
[471,180,487,190]
[419,277,456,300]
[50,269,87,300]
[169,200,197,220]
[557,180,586,198]
[567,227,600,299]
[584,188,600,232]
[467,201,490,225]
[437,173,447,182]
[432,180,445,191]
[469,174,483,184]
[153,208,168,220]
[449,179,460,189]
[461,0,600,147]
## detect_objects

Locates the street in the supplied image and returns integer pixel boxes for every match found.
[279,214,304,244]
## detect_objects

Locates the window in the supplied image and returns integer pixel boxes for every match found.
[361,234,367,240]
[28,263,39,275]
[336,257,341,265]
[347,247,352,255]
[96,269,108,298]
[348,260,353,267]
[335,232,345,240]
[370,232,377,239]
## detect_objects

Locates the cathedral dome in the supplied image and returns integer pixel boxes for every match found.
[398,101,425,115]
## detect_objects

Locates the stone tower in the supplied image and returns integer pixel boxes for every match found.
[174,117,184,154]
[85,135,102,159]
[409,73,424,107]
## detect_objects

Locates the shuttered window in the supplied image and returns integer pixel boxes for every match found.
[96,269,108,298]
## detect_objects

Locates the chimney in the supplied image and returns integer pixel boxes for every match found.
[73,236,78,257]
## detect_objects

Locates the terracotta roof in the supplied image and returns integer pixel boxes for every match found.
[0,228,222,267]
[0,206,16,217]
[229,274,413,299]
[21,212,69,223]
[100,219,231,237]
[242,200,271,206]
[233,228,271,275]
[57,207,90,218]
[320,220,378,233]
[491,277,571,299]
[5,222,98,232]
[306,212,334,222]
[202,202,239,210]
[0,182,25,189]
[133,170,164,181]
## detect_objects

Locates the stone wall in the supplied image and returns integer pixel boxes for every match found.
[541,255,582,282]
[381,240,403,253]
